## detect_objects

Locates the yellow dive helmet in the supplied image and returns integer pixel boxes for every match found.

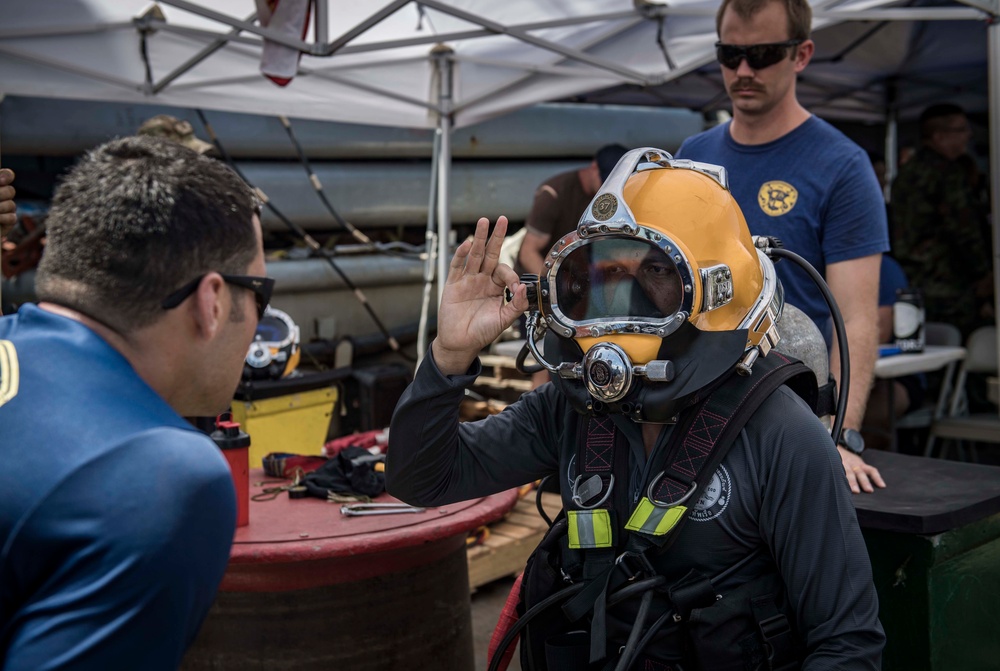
[521,148,782,420]
[243,306,301,380]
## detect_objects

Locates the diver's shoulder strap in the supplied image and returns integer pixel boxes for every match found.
[637,352,814,549]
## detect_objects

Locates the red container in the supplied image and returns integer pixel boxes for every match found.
[211,416,251,527]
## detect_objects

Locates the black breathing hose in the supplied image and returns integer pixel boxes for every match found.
[766,244,850,445]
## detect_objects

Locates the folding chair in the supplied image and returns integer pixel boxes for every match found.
[927,326,1000,459]
[892,322,962,437]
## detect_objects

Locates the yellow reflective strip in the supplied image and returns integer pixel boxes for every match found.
[567,510,583,547]
[0,340,19,408]
[567,509,613,549]
[626,498,688,536]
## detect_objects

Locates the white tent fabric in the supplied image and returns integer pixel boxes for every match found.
[3,0,979,129]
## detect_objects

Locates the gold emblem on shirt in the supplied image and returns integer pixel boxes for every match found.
[0,340,19,408]
[757,181,798,217]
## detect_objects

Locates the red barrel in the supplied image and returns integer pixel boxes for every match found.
[182,481,518,670]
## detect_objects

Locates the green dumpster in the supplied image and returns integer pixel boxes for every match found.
[856,450,1000,671]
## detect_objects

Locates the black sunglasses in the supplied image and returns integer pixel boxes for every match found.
[715,40,802,70]
[161,273,275,320]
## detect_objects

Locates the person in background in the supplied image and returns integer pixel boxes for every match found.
[0,136,270,670]
[516,144,628,276]
[0,169,15,240]
[891,103,994,341]
[862,254,926,451]
[675,0,888,493]
[0,168,18,316]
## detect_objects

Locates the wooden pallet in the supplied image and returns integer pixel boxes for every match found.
[467,491,562,591]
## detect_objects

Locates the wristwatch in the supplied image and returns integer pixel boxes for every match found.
[838,428,865,455]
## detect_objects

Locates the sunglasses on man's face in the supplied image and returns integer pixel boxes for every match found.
[161,273,275,320]
[715,40,802,70]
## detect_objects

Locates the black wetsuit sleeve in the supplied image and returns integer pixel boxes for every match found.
[385,350,563,506]
[751,389,885,669]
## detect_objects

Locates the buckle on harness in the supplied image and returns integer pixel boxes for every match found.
[615,550,655,580]
[645,473,698,509]
[572,473,615,509]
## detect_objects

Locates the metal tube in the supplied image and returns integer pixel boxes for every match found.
[153,12,257,94]
[989,17,1000,375]
[418,128,442,365]
[883,116,897,203]
[434,49,454,308]
[314,0,329,45]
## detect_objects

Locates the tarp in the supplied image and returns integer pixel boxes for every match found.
[2,0,984,129]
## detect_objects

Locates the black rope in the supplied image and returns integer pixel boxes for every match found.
[195,109,414,362]
[139,31,154,89]
[277,115,417,261]
[655,16,677,71]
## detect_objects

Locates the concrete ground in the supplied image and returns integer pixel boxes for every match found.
[471,575,522,671]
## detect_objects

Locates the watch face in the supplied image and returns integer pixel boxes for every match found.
[841,429,865,454]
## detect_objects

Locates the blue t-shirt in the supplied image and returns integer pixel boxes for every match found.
[0,305,236,671]
[676,117,889,339]
[879,255,908,307]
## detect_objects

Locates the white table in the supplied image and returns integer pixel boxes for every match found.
[873,345,966,452]
[875,346,966,379]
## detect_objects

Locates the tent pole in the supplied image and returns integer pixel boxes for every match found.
[883,80,897,205]
[417,128,441,366]
[989,18,1000,369]
[433,47,455,310]
[314,0,328,45]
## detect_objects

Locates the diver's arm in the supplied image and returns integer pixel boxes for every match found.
[755,391,885,669]
[385,349,562,506]
[387,215,557,505]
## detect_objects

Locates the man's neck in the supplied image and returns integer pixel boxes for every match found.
[38,301,182,409]
[729,100,811,146]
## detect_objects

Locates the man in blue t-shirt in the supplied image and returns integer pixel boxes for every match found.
[0,136,271,670]
[676,0,889,494]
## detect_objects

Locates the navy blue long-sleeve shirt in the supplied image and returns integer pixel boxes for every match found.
[387,350,884,669]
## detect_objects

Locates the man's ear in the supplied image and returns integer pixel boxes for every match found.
[192,273,227,340]
[794,39,814,72]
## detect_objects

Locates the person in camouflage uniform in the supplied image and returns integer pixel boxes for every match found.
[891,104,994,340]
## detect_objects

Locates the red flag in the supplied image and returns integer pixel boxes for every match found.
[256,0,313,87]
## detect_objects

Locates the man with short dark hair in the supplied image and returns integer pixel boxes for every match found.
[0,136,270,669]
[516,144,628,276]
[676,0,889,493]
[891,104,993,340]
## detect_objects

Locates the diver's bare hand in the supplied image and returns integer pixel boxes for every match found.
[432,216,527,375]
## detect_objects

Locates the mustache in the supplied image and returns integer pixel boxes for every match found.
[729,78,763,93]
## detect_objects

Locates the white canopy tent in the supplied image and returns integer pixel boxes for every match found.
[0,0,998,362]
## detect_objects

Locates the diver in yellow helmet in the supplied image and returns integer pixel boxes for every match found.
[520,148,784,423]
[386,148,884,670]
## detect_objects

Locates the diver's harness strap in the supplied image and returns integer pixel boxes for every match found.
[552,352,812,669]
